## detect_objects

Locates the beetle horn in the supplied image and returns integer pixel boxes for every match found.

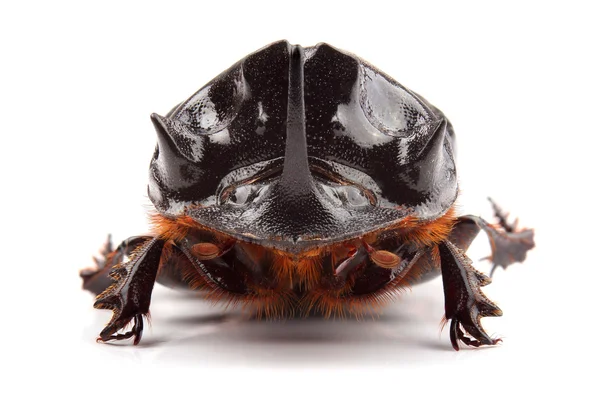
[150,113,178,158]
[148,112,207,210]
[416,119,449,164]
[254,44,334,243]
[150,113,203,162]
[280,44,314,193]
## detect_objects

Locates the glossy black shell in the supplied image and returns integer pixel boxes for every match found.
[148,41,457,253]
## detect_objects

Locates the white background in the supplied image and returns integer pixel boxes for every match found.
[1,1,598,398]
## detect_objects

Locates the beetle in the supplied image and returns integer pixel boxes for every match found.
[80,40,535,350]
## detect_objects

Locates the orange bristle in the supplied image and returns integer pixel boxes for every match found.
[146,205,458,319]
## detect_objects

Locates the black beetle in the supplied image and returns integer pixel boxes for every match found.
[80,40,534,350]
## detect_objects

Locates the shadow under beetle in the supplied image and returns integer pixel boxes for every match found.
[80,41,535,350]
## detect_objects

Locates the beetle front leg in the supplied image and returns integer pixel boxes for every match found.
[93,237,165,345]
[439,240,503,350]
[80,235,153,295]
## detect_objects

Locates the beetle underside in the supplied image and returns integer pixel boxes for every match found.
[82,200,534,350]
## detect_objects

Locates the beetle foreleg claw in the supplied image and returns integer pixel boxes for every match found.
[96,314,144,345]
[451,318,502,349]
[440,240,503,351]
[93,238,164,346]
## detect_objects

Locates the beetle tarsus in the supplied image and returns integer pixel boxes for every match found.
[440,240,503,351]
[451,318,502,349]
[97,314,144,345]
[93,237,164,346]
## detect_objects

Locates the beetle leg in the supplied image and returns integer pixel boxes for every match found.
[80,235,114,295]
[95,315,144,344]
[94,237,165,345]
[80,235,152,295]
[334,246,361,279]
[439,240,503,351]
[451,208,534,276]
[488,197,518,233]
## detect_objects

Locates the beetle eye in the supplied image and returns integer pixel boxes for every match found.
[339,186,370,207]
[227,186,251,205]
[320,183,373,207]
[221,184,268,206]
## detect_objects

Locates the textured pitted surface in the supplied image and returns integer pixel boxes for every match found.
[148,40,458,253]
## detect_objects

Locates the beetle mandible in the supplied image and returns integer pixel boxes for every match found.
[80,41,535,350]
